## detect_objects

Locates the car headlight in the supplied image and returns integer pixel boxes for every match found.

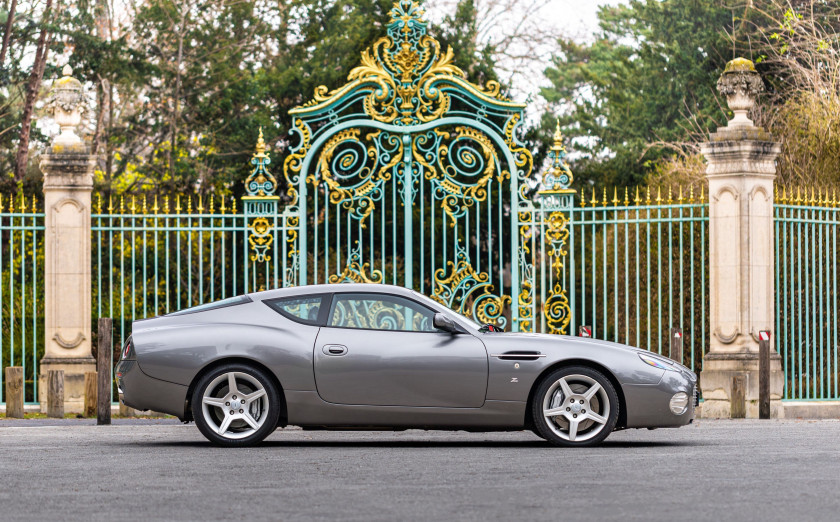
[638,353,677,371]
[670,392,689,415]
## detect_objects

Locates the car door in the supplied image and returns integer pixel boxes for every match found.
[313,292,488,408]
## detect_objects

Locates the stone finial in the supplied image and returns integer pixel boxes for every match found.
[717,58,764,129]
[47,64,85,150]
[543,121,574,190]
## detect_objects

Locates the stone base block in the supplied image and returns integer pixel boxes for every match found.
[699,351,785,419]
[783,401,840,419]
[38,357,97,413]
[699,398,784,419]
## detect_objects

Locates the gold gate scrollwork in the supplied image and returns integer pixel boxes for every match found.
[431,245,510,328]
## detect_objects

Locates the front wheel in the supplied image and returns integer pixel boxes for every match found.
[531,366,619,447]
[192,363,281,447]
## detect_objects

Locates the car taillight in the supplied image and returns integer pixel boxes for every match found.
[121,337,135,360]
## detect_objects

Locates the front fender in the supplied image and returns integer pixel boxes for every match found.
[481,334,665,402]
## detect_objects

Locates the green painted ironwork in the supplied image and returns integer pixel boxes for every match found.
[90,191,292,403]
[0,193,44,405]
[280,0,532,329]
[774,188,840,400]
[519,182,710,372]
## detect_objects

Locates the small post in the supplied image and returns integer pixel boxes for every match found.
[669,328,683,364]
[4,367,24,418]
[47,370,64,418]
[84,371,97,417]
[759,330,771,419]
[731,374,746,419]
[578,325,592,338]
[97,318,112,425]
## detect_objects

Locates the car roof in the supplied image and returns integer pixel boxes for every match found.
[247,283,418,301]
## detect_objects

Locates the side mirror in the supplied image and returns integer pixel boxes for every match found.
[433,313,458,333]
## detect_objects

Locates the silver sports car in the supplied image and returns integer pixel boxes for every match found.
[117,284,697,447]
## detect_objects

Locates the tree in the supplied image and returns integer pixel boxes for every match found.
[13,0,52,181]
[541,0,739,187]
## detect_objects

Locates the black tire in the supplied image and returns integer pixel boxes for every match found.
[531,366,619,447]
[192,363,281,447]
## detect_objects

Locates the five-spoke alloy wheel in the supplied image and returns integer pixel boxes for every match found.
[532,366,619,447]
[192,363,281,446]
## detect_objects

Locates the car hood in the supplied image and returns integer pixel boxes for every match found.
[482,331,695,376]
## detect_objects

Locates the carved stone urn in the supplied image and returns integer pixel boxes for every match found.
[716,57,763,129]
[47,64,85,150]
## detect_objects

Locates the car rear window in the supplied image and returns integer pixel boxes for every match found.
[264,295,325,326]
[166,295,252,316]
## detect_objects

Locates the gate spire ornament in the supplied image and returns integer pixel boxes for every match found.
[537,123,575,334]
[244,128,280,291]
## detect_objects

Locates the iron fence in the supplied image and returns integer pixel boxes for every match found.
[522,186,709,373]
[774,188,840,400]
[0,194,44,405]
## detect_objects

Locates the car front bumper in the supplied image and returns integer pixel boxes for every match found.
[622,368,697,429]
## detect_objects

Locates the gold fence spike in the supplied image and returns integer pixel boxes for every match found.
[624,187,629,206]
[700,185,705,202]
[612,187,619,206]
[781,186,787,204]
[590,187,598,206]
[197,195,204,214]
[656,186,663,205]
[689,185,695,203]
[678,185,684,203]
[209,195,215,214]
[142,194,148,214]
[175,195,182,213]
[153,195,160,213]
[20,193,27,213]
[834,189,838,207]
[811,187,817,205]
[646,186,651,205]
[164,195,170,214]
[634,186,641,205]
[579,189,586,208]
[129,195,135,214]
[232,197,237,214]
[602,187,608,207]
[667,185,673,204]
[96,193,103,214]
[0,193,4,213]
[795,187,801,204]
[220,196,227,214]
[8,193,13,213]
[107,195,113,213]
[187,195,193,214]
[774,185,779,204]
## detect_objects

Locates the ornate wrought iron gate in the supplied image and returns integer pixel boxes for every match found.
[275,1,533,329]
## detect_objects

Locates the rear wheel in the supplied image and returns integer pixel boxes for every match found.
[192,363,280,447]
[531,366,619,447]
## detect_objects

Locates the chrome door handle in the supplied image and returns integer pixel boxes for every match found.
[322,344,348,356]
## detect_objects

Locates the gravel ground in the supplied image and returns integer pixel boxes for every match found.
[1,418,839,521]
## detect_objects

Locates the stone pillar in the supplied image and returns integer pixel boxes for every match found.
[38,65,97,412]
[700,58,784,418]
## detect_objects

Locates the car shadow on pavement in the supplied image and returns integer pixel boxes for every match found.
[128,439,702,449]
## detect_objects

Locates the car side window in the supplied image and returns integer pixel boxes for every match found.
[328,294,436,332]
[264,295,324,325]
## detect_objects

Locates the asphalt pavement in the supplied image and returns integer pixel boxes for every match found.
[1,418,839,521]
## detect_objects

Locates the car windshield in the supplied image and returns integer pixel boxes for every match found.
[409,290,482,330]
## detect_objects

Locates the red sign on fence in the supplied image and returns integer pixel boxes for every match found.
[579,326,592,338]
